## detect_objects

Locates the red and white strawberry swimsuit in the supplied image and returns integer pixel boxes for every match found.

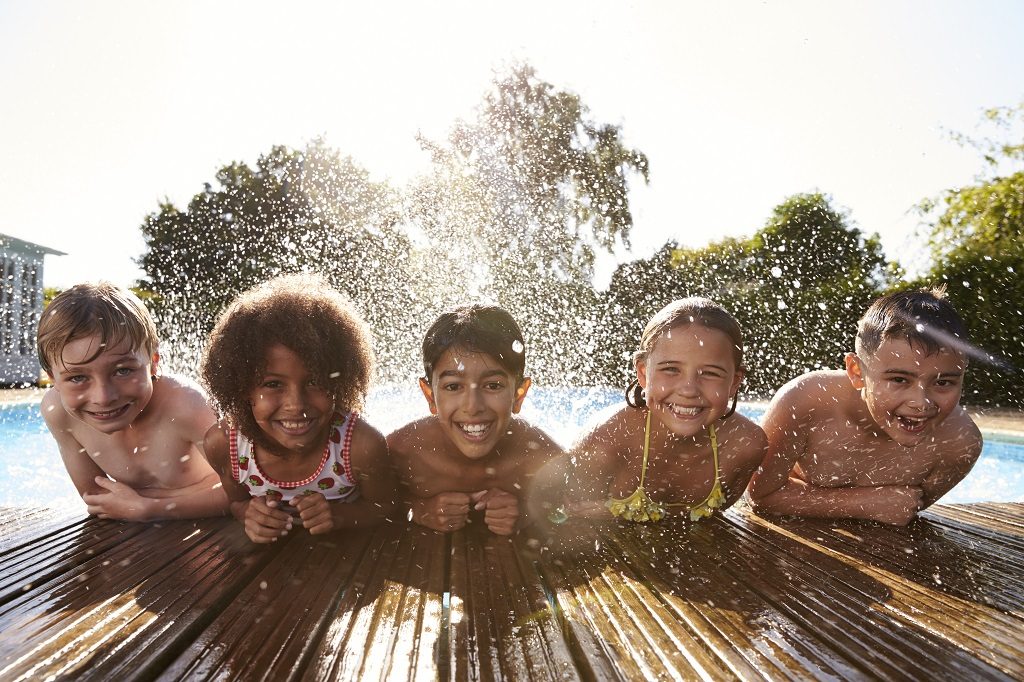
[229,412,360,508]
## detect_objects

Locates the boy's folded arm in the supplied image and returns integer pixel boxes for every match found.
[752,478,923,525]
[919,431,983,509]
[749,381,813,501]
[42,392,109,499]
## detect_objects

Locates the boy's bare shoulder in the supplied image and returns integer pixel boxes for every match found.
[40,388,68,427]
[507,416,564,456]
[938,406,984,456]
[386,417,441,456]
[767,370,852,423]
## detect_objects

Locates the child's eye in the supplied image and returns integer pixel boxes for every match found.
[889,377,908,384]
[67,375,88,384]
[442,382,462,392]
[262,380,282,389]
[114,367,135,377]
[659,366,679,375]
[484,381,505,391]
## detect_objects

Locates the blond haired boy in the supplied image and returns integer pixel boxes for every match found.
[749,288,982,526]
[38,282,228,520]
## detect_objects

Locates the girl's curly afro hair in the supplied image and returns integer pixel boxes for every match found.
[201,274,374,449]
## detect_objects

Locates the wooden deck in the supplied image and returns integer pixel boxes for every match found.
[0,503,1021,681]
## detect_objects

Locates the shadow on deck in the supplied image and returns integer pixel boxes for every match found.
[0,503,1021,680]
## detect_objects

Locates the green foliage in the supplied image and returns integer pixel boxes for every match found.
[916,103,1024,406]
[406,64,650,384]
[596,193,895,395]
[138,140,417,375]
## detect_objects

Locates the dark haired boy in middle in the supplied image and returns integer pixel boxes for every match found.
[387,305,563,535]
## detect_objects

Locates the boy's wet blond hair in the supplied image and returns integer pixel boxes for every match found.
[37,282,159,375]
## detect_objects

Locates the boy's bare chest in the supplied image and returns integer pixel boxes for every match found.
[800,426,939,487]
[404,450,523,497]
[74,423,202,488]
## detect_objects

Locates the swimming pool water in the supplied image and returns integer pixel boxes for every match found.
[2,387,1022,511]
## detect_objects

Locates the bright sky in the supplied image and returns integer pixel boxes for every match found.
[1,0,1022,290]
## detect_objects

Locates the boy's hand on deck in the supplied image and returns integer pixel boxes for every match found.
[411,492,471,532]
[243,497,293,543]
[472,488,519,536]
[293,492,335,535]
[83,476,153,521]
[870,486,924,526]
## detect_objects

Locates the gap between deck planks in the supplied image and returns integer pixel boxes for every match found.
[0,504,1020,681]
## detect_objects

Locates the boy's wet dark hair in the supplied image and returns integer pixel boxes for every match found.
[855,287,968,358]
[37,282,159,375]
[201,274,374,451]
[627,297,744,411]
[422,304,526,382]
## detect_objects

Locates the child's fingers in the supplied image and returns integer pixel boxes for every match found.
[469,490,489,504]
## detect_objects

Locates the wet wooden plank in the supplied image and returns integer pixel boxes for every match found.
[0,516,270,681]
[302,522,447,681]
[742,510,1024,679]
[0,504,1022,681]
[448,522,576,681]
[0,506,88,553]
[159,525,376,681]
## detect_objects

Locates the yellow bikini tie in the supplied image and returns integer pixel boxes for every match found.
[606,411,725,522]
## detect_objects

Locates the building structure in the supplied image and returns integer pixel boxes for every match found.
[0,233,64,385]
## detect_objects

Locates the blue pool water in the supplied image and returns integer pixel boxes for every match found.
[2,387,1022,511]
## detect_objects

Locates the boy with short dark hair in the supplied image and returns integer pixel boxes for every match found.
[749,287,983,526]
[387,304,562,535]
[38,282,228,520]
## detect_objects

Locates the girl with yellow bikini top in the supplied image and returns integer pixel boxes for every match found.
[562,298,767,524]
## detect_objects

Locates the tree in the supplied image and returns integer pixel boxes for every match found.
[739,193,893,393]
[138,140,417,375]
[405,64,649,384]
[594,193,894,395]
[917,102,1024,406]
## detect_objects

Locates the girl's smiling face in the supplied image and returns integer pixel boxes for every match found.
[636,324,742,438]
[248,344,335,458]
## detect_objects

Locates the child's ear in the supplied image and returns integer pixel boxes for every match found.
[635,360,648,390]
[730,367,745,395]
[512,378,532,414]
[845,353,865,389]
[418,377,438,415]
[151,351,160,378]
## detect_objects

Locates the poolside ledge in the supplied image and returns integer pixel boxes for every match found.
[0,502,1021,680]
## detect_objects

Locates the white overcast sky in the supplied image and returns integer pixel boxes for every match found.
[1,0,1022,289]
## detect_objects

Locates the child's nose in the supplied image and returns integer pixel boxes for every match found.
[463,384,485,413]
[90,378,118,405]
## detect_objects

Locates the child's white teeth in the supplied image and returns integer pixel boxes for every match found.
[670,405,701,416]
[460,423,489,435]
[281,420,311,429]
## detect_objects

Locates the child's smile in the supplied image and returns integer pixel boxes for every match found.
[637,324,742,438]
[847,337,965,447]
[50,335,156,434]
[421,347,530,460]
[249,344,335,458]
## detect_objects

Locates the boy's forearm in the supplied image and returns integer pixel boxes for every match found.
[751,479,916,523]
[141,485,231,521]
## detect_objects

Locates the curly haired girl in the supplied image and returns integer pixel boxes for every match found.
[201,274,395,543]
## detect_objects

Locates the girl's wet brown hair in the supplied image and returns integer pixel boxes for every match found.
[37,282,159,375]
[201,274,374,450]
[626,297,744,416]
